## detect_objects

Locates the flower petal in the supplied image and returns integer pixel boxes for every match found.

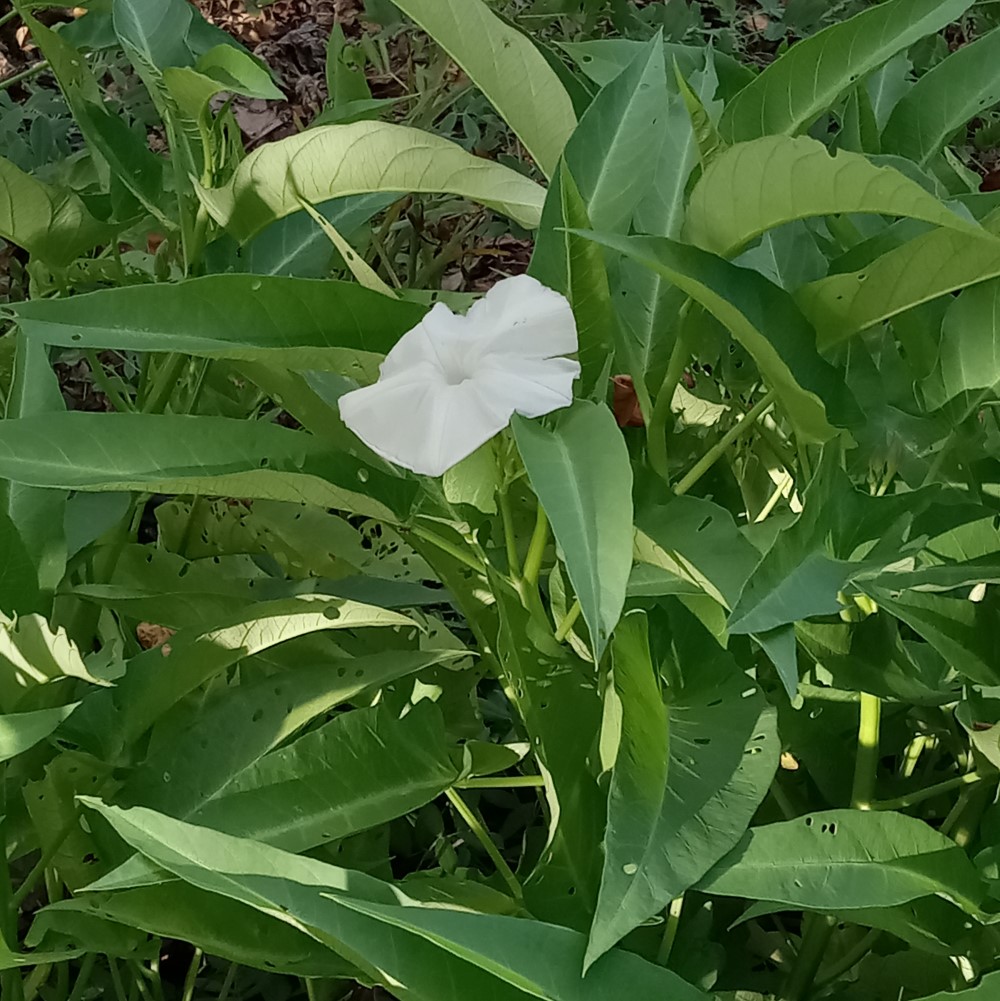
[478,355,580,419]
[466,275,578,361]
[339,370,511,477]
[379,302,469,382]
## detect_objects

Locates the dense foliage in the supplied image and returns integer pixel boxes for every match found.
[4,0,1000,998]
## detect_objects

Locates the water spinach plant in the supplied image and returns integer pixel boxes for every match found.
[4,0,1000,998]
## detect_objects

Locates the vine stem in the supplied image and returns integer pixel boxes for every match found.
[0,59,49,93]
[872,770,991,812]
[457,776,545,790]
[851,693,881,810]
[783,914,836,1001]
[554,599,582,643]
[521,504,549,586]
[410,525,485,574]
[656,896,685,966]
[647,319,692,485]
[498,489,519,581]
[445,787,522,901]
[813,928,881,990]
[674,391,776,497]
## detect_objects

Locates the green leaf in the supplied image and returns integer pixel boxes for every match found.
[684,136,979,257]
[61,597,413,759]
[865,587,1000,687]
[558,166,615,396]
[918,973,1000,999]
[0,413,414,522]
[12,274,426,372]
[719,0,975,141]
[197,122,547,242]
[38,884,355,977]
[491,580,606,929]
[698,809,985,912]
[22,13,169,222]
[0,508,39,615]
[882,26,1000,167]
[84,799,710,1001]
[796,210,1000,350]
[587,609,777,966]
[165,700,459,851]
[616,55,718,394]
[0,612,109,713]
[0,703,78,764]
[512,401,633,660]
[564,34,668,234]
[921,278,1000,410]
[205,194,398,278]
[103,672,459,892]
[579,231,858,442]
[388,0,575,179]
[635,493,759,609]
[3,334,67,598]
[0,156,109,266]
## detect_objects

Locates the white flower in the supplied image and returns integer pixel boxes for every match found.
[338,275,580,477]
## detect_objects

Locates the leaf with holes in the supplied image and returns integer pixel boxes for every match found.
[587,608,777,966]
[697,809,985,912]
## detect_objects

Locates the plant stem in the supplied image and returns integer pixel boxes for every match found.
[0,781,25,1001]
[67,954,97,1001]
[0,59,50,93]
[783,914,836,1001]
[814,927,881,990]
[216,963,238,1001]
[457,776,546,790]
[0,8,20,29]
[12,807,83,910]
[521,504,549,586]
[656,896,685,966]
[674,391,777,497]
[85,350,134,413]
[872,770,991,812]
[554,599,582,643]
[498,489,519,581]
[180,948,202,1001]
[445,787,522,901]
[140,353,188,414]
[851,692,881,810]
[410,525,485,574]
[647,321,691,485]
[108,959,129,1001]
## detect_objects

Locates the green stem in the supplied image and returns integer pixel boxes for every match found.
[851,693,881,810]
[783,914,836,1001]
[498,489,520,581]
[179,948,202,1001]
[216,963,238,1001]
[554,599,582,643]
[0,59,50,93]
[872,770,990,812]
[67,954,97,1001]
[0,8,20,29]
[647,320,691,485]
[108,959,129,1001]
[521,504,549,586]
[410,525,485,575]
[85,350,134,413]
[445,787,522,901]
[814,928,881,991]
[140,353,188,414]
[12,807,83,910]
[457,776,546,790]
[0,777,25,1001]
[656,896,684,967]
[674,391,777,497]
